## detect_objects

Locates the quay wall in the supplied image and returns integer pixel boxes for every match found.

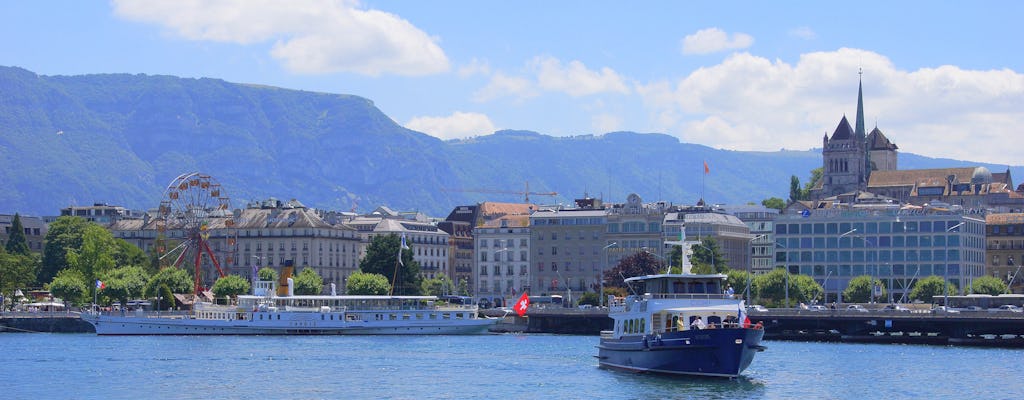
[0,314,94,333]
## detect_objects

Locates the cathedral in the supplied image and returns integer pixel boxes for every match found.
[805,75,1022,212]
[811,74,898,200]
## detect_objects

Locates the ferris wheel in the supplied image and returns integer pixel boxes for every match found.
[156,172,235,295]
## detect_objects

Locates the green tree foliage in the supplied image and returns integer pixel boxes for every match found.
[804,167,823,194]
[842,275,887,303]
[112,240,150,274]
[67,224,118,298]
[359,234,421,295]
[789,175,804,201]
[48,268,87,306]
[0,248,38,305]
[603,251,663,289]
[144,267,193,297]
[346,272,391,295]
[577,291,600,306]
[753,269,822,307]
[725,269,750,297]
[421,276,454,296]
[969,275,1008,295]
[910,275,957,302]
[293,267,324,295]
[689,237,727,273]
[667,245,683,271]
[761,197,786,210]
[100,266,150,307]
[5,213,31,255]
[258,267,278,282]
[457,278,470,296]
[157,284,176,311]
[211,274,251,300]
[40,216,91,284]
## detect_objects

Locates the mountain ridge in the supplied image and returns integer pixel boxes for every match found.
[1,66,1019,217]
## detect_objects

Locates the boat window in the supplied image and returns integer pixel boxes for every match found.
[640,318,645,333]
[706,282,720,293]
[672,281,686,293]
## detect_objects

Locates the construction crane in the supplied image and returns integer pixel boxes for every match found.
[440,181,557,203]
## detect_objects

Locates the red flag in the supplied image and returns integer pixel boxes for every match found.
[703,160,710,174]
[513,292,530,317]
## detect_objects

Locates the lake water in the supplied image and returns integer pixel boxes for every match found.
[4,333,1024,399]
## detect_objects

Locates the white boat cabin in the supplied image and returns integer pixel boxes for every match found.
[607,274,747,338]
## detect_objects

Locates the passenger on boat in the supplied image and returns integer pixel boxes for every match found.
[690,316,706,330]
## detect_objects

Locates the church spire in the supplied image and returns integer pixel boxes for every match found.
[855,68,866,139]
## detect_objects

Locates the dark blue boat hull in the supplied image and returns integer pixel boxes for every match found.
[597,328,765,378]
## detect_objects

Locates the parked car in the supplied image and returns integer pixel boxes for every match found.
[962,306,984,311]
[845,304,869,313]
[880,304,910,312]
[747,304,769,312]
[931,306,960,314]
[808,305,828,312]
[992,305,1023,313]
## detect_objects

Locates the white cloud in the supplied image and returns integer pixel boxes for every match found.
[635,48,1024,165]
[681,28,754,55]
[529,56,630,97]
[473,57,629,101]
[112,0,449,76]
[472,72,538,102]
[789,27,816,40]
[458,58,491,78]
[591,113,623,133]
[405,111,496,140]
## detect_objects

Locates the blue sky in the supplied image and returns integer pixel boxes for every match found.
[2,1,1022,165]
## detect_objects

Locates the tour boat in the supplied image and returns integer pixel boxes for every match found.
[81,280,496,335]
[596,273,766,378]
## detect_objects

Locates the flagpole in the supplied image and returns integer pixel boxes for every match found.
[701,160,706,204]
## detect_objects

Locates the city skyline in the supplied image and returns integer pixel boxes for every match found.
[1,1,1022,165]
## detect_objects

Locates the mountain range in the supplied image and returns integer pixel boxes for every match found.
[1,65,1020,218]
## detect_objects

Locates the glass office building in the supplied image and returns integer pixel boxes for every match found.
[773,208,986,303]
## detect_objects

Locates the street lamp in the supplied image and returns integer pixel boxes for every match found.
[746,234,768,304]
[945,222,965,307]
[601,242,618,307]
[774,241,790,308]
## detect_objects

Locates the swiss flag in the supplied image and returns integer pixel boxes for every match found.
[513,292,530,317]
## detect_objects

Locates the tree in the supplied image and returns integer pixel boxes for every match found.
[66,225,118,298]
[359,234,422,295]
[789,175,804,201]
[761,197,786,211]
[48,268,87,306]
[112,239,150,274]
[157,284,176,311]
[842,275,887,303]
[100,266,149,308]
[258,267,278,282]
[969,275,1008,295]
[603,251,663,289]
[577,291,600,306]
[753,269,822,307]
[346,272,391,295]
[0,249,37,307]
[143,267,193,298]
[293,267,324,295]
[804,167,823,194]
[211,274,251,301]
[725,269,750,298]
[421,276,454,296]
[5,213,31,255]
[457,278,470,296]
[910,275,957,302]
[689,237,727,273]
[40,216,91,284]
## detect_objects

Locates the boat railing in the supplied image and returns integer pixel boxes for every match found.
[649,293,732,301]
